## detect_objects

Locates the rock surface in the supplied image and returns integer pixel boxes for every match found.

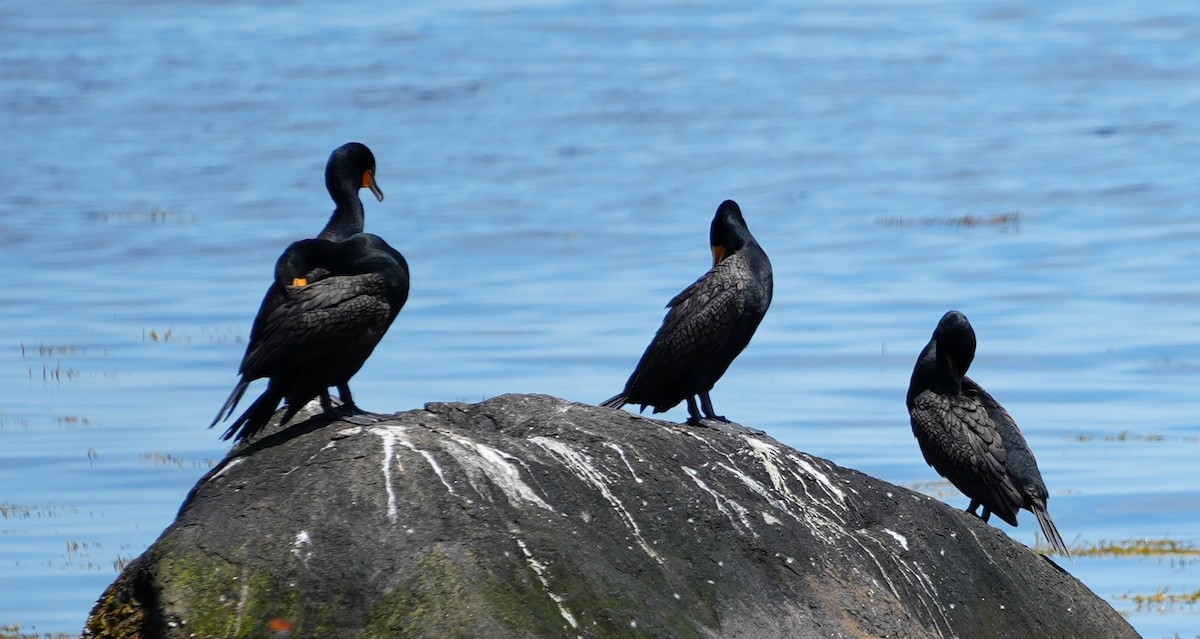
[86,393,1137,639]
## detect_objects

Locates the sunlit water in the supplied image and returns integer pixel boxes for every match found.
[1,1,1198,636]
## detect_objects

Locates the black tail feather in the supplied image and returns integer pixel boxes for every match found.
[1033,503,1071,560]
[210,380,250,429]
[276,397,309,431]
[600,394,628,409]
[221,385,285,442]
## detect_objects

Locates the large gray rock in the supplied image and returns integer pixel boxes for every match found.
[86,393,1137,638]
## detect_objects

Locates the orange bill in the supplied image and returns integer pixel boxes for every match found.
[364,170,384,202]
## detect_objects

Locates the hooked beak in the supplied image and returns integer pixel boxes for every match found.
[364,170,384,202]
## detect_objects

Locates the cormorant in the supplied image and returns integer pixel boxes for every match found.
[318,142,384,241]
[602,199,773,426]
[906,310,1071,557]
[210,142,397,442]
[211,233,409,442]
[279,141,384,406]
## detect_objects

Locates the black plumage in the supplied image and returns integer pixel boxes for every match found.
[317,142,384,241]
[210,142,399,442]
[906,310,1070,557]
[602,199,773,425]
[211,233,409,442]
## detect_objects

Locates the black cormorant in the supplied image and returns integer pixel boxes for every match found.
[211,233,409,442]
[906,310,1070,557]
[210,142,397,442]
[265,142,384,408]
[318,142,384,241]
[602,199,773,425]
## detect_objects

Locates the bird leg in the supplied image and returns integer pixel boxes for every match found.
[699,391,728,422]
[329,384,385,425]
[685,396,704,426]
[965,500,993,522]
[336,384,357,411]
[684,394,763,434]
[321,390,357,412]
[335,401,385,426]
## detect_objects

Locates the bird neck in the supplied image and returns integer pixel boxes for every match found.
[909,341,962,402]
[317,197,365,242]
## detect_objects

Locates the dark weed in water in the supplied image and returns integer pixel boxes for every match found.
[0,624,76,639]
[39,364,79,382]
[138,452,217,469]
[1150,357,1200,372]
[875,212,1020,230]
[65,540,99,563]
[87,207,195,224]
[0,418,32,430]
[143,328,179,343]
[112,553,133,572]
[62,540,114,573]
[1073,430,1184,443]
[144,326,241,344]
[55,415,93,429]
[19,343,85,358]
[1060,537,1200,558]
[1114,587,1200,613]
[0,503,76,520]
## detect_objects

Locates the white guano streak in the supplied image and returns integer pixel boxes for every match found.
[516,537,579,629]
[744,436,847,508]
[857,530,951,637]
[790,455,846,503]
[372,427,403,523]
[715,462,801,523]
[442,432,555,512]
[209,456,245,481]
[372,426,553,519]
[883,528,909,551]
[292,530,311,555]
[399,438,457,497]
[743,437,949,635]
[531,437,663,563]
[682,466,756,536]
[603,442,643,484]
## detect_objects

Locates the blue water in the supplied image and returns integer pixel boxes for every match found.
[2,1,1198,636]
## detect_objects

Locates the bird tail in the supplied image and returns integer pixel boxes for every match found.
[1032,502,1071,560]
[210,380,251,429]
[221,385,285,442]
[600,394,628,409]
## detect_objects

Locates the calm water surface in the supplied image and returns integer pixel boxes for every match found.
[1,0,1198,636]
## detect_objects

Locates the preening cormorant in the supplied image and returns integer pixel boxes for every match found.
[211,233,409,442]
[906,310,1071,557]
[210,142,400,442]
[602,199,773,425]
